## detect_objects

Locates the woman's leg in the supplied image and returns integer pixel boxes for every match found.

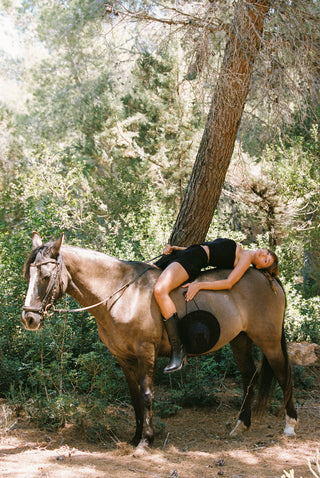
[153,262,189,319]
[153,262,189,373]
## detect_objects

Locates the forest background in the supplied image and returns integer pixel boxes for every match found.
[0,0,319,433]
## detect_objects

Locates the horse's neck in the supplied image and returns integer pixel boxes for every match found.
[62,245,127,307]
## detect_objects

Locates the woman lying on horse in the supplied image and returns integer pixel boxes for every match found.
[153,238,279,373]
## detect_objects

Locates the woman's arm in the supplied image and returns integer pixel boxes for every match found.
[183,253,252,301]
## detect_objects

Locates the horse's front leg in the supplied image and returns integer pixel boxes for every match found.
[118,344,156,448]
[136,342,157,447]
[118,357,144,446]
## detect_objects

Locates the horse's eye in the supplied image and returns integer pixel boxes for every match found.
[40,265,52,280]
[41,273,51,281]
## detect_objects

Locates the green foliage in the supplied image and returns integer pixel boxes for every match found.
[263,124,320,295]
[154,347,240,418]
[292,366,314,391]
[0,0,319,434]
[119,48,205,210]
[153,400,182,418]
[285,284,320,342]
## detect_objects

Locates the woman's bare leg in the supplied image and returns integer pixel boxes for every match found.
[153,262,189,319]
[154,262,189,372]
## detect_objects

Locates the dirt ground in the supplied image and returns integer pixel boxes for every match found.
[0,381,319,478]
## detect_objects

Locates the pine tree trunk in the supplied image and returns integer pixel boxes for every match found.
[170,0,271,245]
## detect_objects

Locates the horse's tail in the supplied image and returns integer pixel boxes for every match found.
[255,324,293,417]
[277,324,294,417]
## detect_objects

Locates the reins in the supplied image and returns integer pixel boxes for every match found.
[23,253,159,317]
[53,265,153,314]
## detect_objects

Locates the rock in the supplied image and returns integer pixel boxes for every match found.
[287,342,320,366]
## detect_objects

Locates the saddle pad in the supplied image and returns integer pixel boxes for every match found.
[179,310,220,355]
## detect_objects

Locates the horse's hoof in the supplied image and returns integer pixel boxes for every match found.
[133,441,150,457]
[283,416,298,437]
[229,420,249,437]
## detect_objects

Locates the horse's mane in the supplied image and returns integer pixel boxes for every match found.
[23,242,55,280]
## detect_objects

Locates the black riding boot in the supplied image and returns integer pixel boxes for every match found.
[163,313,187,373]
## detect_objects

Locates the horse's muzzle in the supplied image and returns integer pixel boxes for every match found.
[21,310,43,331]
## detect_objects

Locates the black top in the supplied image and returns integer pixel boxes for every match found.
[202,238,237,269]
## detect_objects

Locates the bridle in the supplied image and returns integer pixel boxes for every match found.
[22,257,62,318]
[22,254,154,318]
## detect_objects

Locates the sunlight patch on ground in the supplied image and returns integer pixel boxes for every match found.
[0,449,105,478]
[256,441,320,468]
[228,449,260,465]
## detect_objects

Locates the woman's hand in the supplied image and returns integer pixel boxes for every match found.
[163,244,174,255]
[163,244,187,255]
[182,282,201,301]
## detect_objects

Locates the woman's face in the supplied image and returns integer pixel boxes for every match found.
[254,249,274,269]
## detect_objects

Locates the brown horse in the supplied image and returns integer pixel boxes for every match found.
[21,232,297,447]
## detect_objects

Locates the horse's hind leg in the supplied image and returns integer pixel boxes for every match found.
[257,331,298,436]
[268,355,297,436]
[229,332,257,435]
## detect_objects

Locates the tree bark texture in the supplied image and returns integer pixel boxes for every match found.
[170,0,271,246]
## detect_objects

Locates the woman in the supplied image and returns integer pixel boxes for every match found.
[153,238,278,373]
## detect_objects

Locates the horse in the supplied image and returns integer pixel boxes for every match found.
[21,232,298,448]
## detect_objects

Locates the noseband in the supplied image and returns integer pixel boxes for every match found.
[22,256,62,318]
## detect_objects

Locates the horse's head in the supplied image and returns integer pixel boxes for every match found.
[21,232,68,331]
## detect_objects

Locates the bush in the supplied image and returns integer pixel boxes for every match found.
[285,283,320,343]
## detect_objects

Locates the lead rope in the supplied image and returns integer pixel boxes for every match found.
[145,254,163,264]
[235,366,260,421]
[51,264,154,315]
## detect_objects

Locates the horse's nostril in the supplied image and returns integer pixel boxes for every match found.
[21,312,41,330]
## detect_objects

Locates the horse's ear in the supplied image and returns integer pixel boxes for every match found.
[32,231,43,250]
[50,234,64,258]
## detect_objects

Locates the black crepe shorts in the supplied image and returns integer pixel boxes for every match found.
[155,245,208,281]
